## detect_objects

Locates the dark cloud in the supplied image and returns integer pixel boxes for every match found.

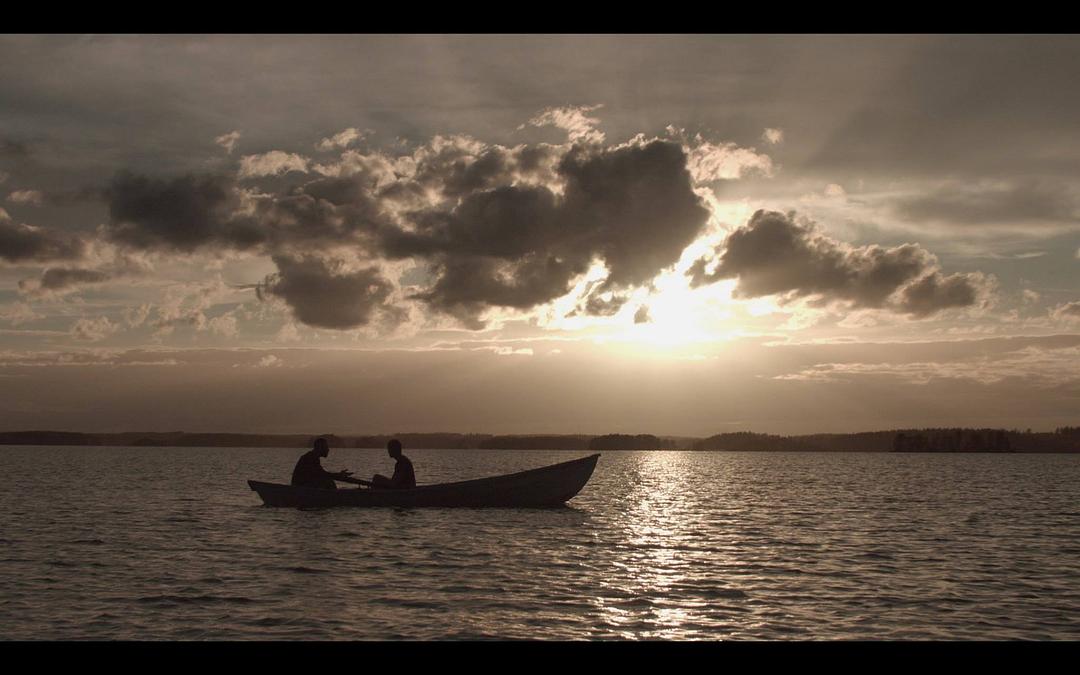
[0,138,30,158]
[301,175,379,207]
[383,139,709,324]
[411,255,582,330]
[259,255,401,330]
[417,143,516,197]
[97,138,710,329]
[382,185,563,259]
[564,279,628,318]
[252,191,374,249]
[106,171,265,253]
[419,142,565,198]
[0,210,85,263]
[18,267,111,296]
[559,141,709,289]
[581,290,628,317]
[105,168,396,258]
[896,271,982,318]
[889,180,1080,227]
[690,210,991,317]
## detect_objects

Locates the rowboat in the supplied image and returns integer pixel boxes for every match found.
[248,453,600,508]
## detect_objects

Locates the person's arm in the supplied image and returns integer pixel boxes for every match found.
[316,458,352,480]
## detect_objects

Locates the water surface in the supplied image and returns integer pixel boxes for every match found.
[1,447,1078,639]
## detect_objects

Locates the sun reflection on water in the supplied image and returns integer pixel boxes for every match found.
[592,452,740,639]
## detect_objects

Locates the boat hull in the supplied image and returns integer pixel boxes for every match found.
[248,453,600,508]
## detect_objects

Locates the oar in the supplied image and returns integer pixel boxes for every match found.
[334,475,373,487]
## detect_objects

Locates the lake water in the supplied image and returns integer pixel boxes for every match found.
[1,447,1078,640]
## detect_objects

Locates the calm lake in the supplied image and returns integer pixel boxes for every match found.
[2,447,1078,640]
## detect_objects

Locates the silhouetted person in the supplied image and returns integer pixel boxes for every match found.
[292,437,352,490]
[371,439,416,489]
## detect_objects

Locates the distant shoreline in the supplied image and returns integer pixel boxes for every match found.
[1,428,1077,453]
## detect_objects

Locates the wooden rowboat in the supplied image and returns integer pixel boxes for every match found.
[248,453,600,508]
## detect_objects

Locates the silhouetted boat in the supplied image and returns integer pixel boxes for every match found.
[248,453,600,508]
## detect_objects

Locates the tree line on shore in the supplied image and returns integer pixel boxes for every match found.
[0,428,1078,452]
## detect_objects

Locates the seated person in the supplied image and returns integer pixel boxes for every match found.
[370,439,416,489]
[291,437,352,489]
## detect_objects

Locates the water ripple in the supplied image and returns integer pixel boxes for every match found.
[1,447,1078,639]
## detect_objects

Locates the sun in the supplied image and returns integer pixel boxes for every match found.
[611,274,741,352]
[519,199,772,353]
[532,258,748,353]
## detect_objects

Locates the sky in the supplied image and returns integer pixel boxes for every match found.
[2,34,1079,435]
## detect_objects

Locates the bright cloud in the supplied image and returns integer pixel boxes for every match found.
[238,151,310,178]
[215,130,241,154]
[8,189,44,206]
[316,127,365,151]
[762,128,784,144]
[524,104,605,144]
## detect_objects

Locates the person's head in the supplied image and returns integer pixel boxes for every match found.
[314,437,330,457]
[387,438,402,458]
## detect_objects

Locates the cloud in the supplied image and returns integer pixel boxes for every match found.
[84,108,1001,334]
[0,138,29,158]
[105,171,265,253]
[70,316,119,342]
[685,141,774,182]
[491,346,533,356]
[896,271,991,318]
[762,128,784,145]
[316,128,365,152]
[214,131,241,154]
[312,148,401,182]
[889,180,1080,227]
[207,312,239,338]
[0,211,85,263]
[275,321,302,343]
[0,302,42,326]
[1051,301,1080,323]
[106,167,399,258]
[394,139,709,325]
[634,305,651,324]
[238,151,310,178]
[7,189,43,206]
[665,127,775,182]
[18,267,112,298]
[258,255,402,330]
[0,348,184,368]
[523,105,605,144]
[689,209,994,318]
[125,303,152,327]
[15,247,151,299]
[94,115,736,330]
[774,338,1080,388]
[256,354,283,367]
[145,279,238,337]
